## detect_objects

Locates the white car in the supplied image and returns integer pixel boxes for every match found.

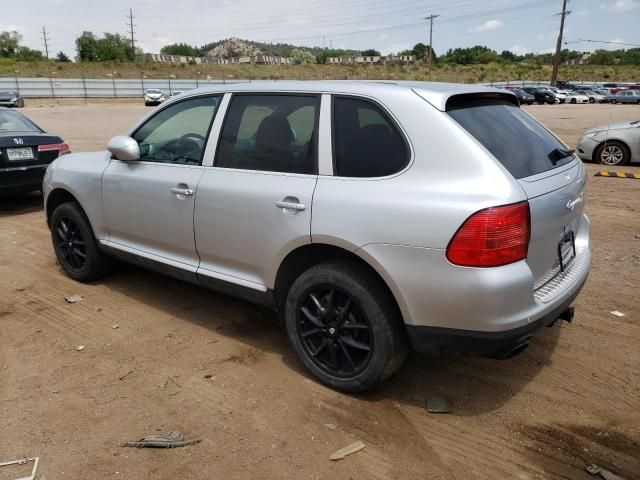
[566,92,590,104]
[143,89,166,106]
[581,90,606,104]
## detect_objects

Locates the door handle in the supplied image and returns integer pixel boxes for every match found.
[276,200,305,211]
[171,187,194,196]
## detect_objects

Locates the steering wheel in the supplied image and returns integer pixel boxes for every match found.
[156,133,205,163]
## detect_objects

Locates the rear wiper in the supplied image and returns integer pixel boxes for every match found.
[548,147,575,164]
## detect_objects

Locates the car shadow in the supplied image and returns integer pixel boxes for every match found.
[0,191,43,216]
[98,262,561,416]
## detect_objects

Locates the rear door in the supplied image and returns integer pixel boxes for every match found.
[194,93,320,291]
[446,94,587,287]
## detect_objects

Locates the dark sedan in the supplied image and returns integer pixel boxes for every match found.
[0,107,69,194]
[512,89,535,105]
[521,87,555,105]
[0,91,25,108]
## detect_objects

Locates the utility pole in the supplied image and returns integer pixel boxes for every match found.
[551,0,571,86]
[424,14,439,66]
[41,26,50,60]
[126,8,136,61]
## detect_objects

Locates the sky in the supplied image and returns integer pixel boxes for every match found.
[2,0,639,59]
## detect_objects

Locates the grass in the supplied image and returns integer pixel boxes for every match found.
[1,58,639,83]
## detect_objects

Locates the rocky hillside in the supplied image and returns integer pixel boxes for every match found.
[206,38,263,58]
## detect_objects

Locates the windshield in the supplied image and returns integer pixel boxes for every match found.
[0,91,17,96]
[447,96,572,179]
[0,110,40,132]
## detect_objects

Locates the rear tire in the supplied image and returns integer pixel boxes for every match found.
[589,97,595,104]
[51,202,113,282]
[595,141,630,166]
[284,261,408,393]
[17,98,24,108]
[612,99,617,104]
[570,98,577,104]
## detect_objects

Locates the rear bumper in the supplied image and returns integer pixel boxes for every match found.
[0,164,47,194]
[0,100,18,107]
[406,274,586,357]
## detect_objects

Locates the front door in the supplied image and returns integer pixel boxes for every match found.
[194,94,320,291]
[102,95,222,270]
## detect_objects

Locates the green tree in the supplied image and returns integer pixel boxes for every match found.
[56,51,71,62]
[316,48,349,64]
[160,43,199,56]
[0,31,21,58]
[500,50,516,62]
[290,48,316,64]
[361,49,381,57]
[76,31,98,61]
[16,47,43,61]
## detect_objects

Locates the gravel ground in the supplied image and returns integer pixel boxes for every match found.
[1,101,639,480]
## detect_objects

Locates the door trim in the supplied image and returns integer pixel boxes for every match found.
[202,93,231,167]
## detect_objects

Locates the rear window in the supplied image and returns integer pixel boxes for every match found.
[447,95,571,179]
[0,110,40,133]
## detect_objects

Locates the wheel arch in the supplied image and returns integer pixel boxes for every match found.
[273,243,408,327]
[592,138,631,163]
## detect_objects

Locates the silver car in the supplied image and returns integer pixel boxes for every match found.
[610,90,640,104]
[143,89,165,106]
[43,82,590,392]
[577,119,639,165]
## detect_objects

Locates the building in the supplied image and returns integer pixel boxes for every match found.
[145,54,291,65]
[326,55,416,65]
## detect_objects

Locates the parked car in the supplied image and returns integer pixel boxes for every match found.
[43,82,590,392]
[512,89,535,105]
[581,90,606,103]
[577,120,639,166]
[541,87,566,104]
[0,90,25,108]
[0,107,69,194]
[522,87,555,104]
[566,92,590,104]
[610,90,640,104]
[143,89,165,106]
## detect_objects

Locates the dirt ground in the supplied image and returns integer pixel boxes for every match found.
[1,101,639,480]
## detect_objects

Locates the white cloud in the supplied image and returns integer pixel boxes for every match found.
[510,45,531,55]
[469,19,504,33]
[600,0,639,11]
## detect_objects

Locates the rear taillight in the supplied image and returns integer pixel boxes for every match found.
[38,143,71,156]
[446,201,530,268]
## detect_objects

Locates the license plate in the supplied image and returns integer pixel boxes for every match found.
[6,147,34,160]
[558,231,576,272]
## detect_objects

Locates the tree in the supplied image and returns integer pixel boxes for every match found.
[16,47,43,61]
[500,50,516,62]
[160,43,199,56]
[56,51,71,62]
[76,31,98,61]
[0,31,21,58]
[290,48,316,64]
[361,49,381,57]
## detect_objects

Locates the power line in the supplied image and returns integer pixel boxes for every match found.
[565,39,640,47]
[126,8,136,60]
[41,26,51,60]
[551,0,570,85]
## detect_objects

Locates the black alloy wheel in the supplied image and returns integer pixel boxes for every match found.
[297,286,373,377]
[54,216,87,272]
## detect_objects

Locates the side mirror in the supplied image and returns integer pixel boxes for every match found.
[107,135,140,161]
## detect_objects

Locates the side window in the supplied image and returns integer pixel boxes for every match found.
[216,94,319,174]
[132,95,220,165]
[333,96,409,178]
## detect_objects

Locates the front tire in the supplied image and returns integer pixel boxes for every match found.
[51,202,113,282]
[285,261,408,393]
[589,97,595,104]
[570,98,577,104]
[16,98,24,108]
[595,141,630,166]
[612,99,617,104]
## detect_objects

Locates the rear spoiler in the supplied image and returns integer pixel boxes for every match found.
[413,87,519,111]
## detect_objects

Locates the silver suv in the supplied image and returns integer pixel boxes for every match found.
[43,82,590,392]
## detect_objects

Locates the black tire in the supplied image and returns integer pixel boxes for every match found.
[570,98,577,104]
[51,202,113,282]
[612,99,617,104]
[527,101,534,105]
[285,261,408,393]
[17,98,24,108]
[594,140,630,166]
[589,97,595,104]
